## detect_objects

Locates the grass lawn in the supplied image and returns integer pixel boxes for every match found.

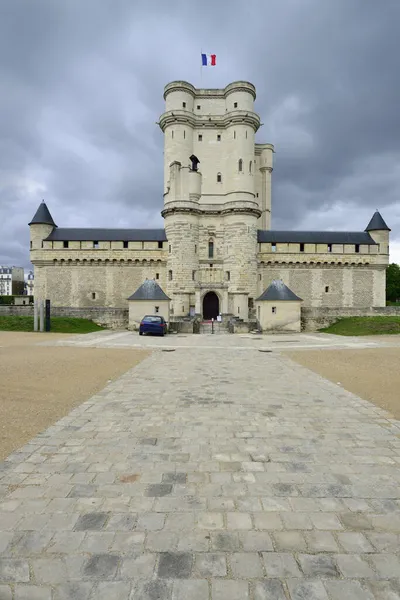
[320,316,400,336]
[0,316,104,334]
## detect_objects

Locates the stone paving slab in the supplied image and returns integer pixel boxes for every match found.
[0,347,400,599]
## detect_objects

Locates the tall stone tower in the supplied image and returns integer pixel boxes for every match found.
[159,81,274,320]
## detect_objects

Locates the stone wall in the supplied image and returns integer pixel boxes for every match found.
[0,305,128,328]
[302,306,400,331]
[258,265,386,308]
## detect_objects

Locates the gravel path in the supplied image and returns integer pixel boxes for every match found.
[286,347,400,420]
[0,332,149,460]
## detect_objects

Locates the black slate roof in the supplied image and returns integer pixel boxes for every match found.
[29,202,57,227]
[45,228,167,242]
[128,279,170,301]
[257,230,376,245]
[365,211,390,232]
[256,280,303,302]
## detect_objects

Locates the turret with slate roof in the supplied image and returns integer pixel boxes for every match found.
[364,210,390,257]
[128,279,170,301]
[256,280,302,302]
[29,200,57,251]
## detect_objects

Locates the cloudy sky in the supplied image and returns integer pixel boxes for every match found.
[1,0,399,271]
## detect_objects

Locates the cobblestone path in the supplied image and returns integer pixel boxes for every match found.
[1,348,400,599]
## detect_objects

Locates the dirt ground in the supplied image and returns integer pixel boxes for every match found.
[0,332,150,460]
[285,347,400,420]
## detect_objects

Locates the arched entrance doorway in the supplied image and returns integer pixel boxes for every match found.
[203,291,219,320]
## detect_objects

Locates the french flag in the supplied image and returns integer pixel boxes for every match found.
[201,53,216,66]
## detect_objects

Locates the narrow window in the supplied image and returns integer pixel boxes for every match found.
[168,270,172,281]
[217,134,221,141]
[246,131,248,138]
[209,263,213,268]
[259,274,262,280]
[123,241,128,248]
[238,159,243,172]
[234,102,238,108]
[93,241,99,249]
[158,241,163,249]
[256,193,259,198]
[300,243,305,252]
[171,130,174,138]
[192,270,196,281]
[217,173,222,183]
[30,241,32,249]
[63,241,69,249]
[249,161,252,173]
[169,244,171,253]
[197,105,201,110]
[92,292,96,300]
[226,271,230,281]
[208,240,214,258]
[272,306,277,314]
[325,286,329,293]
[156,273,159,280]
[327,243,332,253]
[198,134,202,141]
[183,130,186,139]
[155,306,159,313]
[271,243,277,252]
[238,306,240,314]
[182,101,186,108]
[234,131,236,139]
[355,244,360,253]
[141,241,145,249]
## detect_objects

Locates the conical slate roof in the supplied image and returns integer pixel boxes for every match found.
[365,210,390,232]
[256,279,302,302]
[128,279,170,301]
[28,201,57,227]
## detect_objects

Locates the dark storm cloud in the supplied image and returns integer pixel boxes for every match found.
[1,0,399,270]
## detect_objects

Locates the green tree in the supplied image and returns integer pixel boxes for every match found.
[386,263,400,303]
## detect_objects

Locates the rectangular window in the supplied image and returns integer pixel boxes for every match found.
[155,306,159,313]
[197,105,201,110]
[123,241,128,248]
[156,273,159,280]
[63,241,69,249]
[226,271,230,281]
[271,243,277,252]
[300,243,305,252]
[182,102,186,108]
[195,244,197,253]
[272,306,277,314]
[93,241,99,249]
[92,292,96,300]
[355,244,360,253]
[259,274,262,280]
[169,244,171,253]
[325,286,329,293]
[198,134,202,141]
[327,244,332,253]
[209,263,213,268]
[192,270,196,281]
[217,134,221,141]
[234,102,238,108]
[158,241,163,249]
[168,270,172,281]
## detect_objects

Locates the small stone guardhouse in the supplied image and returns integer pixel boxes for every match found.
[256,279,303,333]
[128,279,170,330]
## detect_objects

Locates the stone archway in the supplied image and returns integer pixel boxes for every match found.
[203,291,219,320]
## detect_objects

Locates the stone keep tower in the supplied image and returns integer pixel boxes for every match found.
[159,81,274,320]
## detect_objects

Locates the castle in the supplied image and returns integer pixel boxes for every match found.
[29,80,390,326]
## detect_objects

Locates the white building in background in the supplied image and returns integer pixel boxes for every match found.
[0,266,24,296]
[26,270,34,296]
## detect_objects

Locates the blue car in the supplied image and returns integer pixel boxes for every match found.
[139,315,167,336]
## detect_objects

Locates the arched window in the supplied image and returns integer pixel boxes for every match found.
[238,159,243,172]
[249,161,252,173]
[217,173,222,183]
[208,240,214,259]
